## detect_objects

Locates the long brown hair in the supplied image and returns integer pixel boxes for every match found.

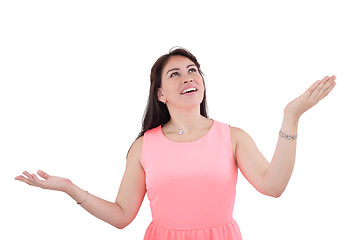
[127,47,209,157]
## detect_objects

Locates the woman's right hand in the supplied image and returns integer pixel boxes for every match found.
[15,170,73,193]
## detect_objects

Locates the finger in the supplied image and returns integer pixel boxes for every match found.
[315,76,336,101]
[309,76,328,99]
[15,175,35,186]
[23,171,35,181]
[311,75,331,100]
[32,173,41,182]
[307,80,321,96]
[317,80,336,101]
[31,174,45,188]
[37,170,50,180]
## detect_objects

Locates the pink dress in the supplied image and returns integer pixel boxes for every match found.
[142,119,242,240]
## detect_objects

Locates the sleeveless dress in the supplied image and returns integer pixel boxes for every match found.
[142,119,242,240]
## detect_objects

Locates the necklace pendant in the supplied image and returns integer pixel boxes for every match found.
[178,129,184,135]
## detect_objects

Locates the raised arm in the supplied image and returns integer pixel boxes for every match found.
[232,75,336,197]
[15,136,146,229]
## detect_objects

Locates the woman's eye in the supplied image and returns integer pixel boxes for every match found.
[189,68,197,73]
[170,72,179,78]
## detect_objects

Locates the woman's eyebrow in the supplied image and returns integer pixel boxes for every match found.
[166,64,196,76]
[166,68,180,75]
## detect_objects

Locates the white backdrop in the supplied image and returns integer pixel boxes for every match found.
[1,0,359,239]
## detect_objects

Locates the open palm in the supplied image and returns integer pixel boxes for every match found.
[285,75,336,119]
[15,170,72,192]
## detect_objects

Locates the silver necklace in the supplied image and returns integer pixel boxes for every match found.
[168,120,204,135]
[168,122,184,135]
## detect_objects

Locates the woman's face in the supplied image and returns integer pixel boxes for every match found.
[158,55,204,108]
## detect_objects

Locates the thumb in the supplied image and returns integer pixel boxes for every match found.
[37,170,50,180]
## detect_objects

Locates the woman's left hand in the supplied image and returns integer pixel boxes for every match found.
[284,75,336,120]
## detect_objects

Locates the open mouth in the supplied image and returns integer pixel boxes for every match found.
[180,88,198,95]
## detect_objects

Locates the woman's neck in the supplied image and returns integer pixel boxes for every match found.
[165,106,208,135]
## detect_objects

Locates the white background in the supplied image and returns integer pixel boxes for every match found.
[1,0,359,239]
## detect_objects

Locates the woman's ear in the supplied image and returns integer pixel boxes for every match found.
[157,88,166,104]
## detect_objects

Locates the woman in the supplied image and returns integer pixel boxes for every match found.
[15,47,336,239]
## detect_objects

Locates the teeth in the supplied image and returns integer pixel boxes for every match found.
[181,87,197,94]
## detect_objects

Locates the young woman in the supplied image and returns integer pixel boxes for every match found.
[15,47,336,239]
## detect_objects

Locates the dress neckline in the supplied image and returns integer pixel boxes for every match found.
[160,119,215,144]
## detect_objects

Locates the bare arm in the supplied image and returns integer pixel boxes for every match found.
[262,114,298,197]
[15,136,146,229]
[233,75,336,197]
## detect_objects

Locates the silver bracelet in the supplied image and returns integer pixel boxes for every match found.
[77,191,89,205]
[279,130,297,140]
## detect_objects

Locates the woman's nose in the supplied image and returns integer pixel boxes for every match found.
[182,78,194,84]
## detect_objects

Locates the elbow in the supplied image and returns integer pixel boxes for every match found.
[269,191,282,198]
[115,222,125,229]
[260,180,287,198]
[115,222,129,229]
[113,221,125,229]
[113,203,131,229]
[114,217,133,230]
[114,218,133,229]
[262,188,284,198]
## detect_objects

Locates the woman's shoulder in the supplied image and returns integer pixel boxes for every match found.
[228,125,255,148]
[126,136,144,165]
[228,124,251,142]
[229,125,244,133]
[131,136,144,153]
[214,119,244,134]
